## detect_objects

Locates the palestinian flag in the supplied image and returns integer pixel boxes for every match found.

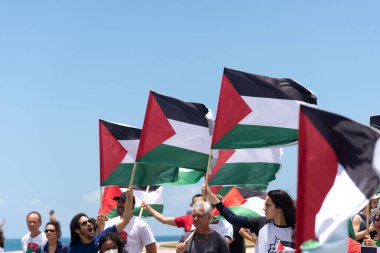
[296,105,380,252]
[99,186,164,218]
[212,67,317,149]
[136,91,213,171]
[163,168,204,185]
[99,119,179,186]
[211,187,265,221]
[208,148,282,189]
[371,115,380,130]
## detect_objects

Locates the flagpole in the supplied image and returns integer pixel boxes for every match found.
[138,185,150,218]
[365,204,370,237]
[203,150,213,199]
[129,162,138,188]
[99,186,103,214]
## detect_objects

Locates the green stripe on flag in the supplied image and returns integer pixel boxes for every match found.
[212,124,297,149]
[133,204,164,218]
[208,163,280,186]
[105,207,119,219]
[212,205,262,221]
[138,144,209,171]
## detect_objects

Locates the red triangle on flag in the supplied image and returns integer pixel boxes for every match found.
[212,73,252,146]
[99,120,128,185]
[99,186,122,216]
[208,149,235,183]
[212,187,246,218]
[276,240,285,250]
[137,91,176,160]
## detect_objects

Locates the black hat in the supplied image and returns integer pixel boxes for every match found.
[113,192,127,201]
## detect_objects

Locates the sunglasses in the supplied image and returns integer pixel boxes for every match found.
[80,220,90,226]
[45,229,56,233]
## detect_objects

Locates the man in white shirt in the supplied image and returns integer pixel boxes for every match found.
[104,192,157,253]
[21,211,47,253]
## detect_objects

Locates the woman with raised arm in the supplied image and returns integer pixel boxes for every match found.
[202,184,295,252]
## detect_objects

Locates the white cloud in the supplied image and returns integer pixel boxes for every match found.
[82,190,99,204]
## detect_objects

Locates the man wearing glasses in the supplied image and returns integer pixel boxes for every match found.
[69,188,134,253]
[21,211,48,253]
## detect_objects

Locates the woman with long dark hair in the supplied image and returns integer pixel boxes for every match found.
[37,220,69,253]
[203,185,296,252]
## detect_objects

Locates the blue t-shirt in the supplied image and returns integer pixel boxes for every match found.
[36,241,70,253]
[70,225,116,253]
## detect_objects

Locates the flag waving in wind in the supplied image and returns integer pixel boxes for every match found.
[296,105,380,252]
[212,68,317,149]
[99,119,180,186]
[136,91,213,172]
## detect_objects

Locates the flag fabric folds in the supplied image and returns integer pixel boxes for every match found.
[371,115,380,130]
[99,186,164,218]
[136,91,213,172]
[212,67,317,149]
[99,119,179,186]
[296,105,380,252]
[208,148,282,189]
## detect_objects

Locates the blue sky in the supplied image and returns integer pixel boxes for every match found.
[0,1,379,238]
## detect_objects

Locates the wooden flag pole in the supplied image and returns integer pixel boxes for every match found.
[129,162,138,188]
[99,186,103,214]
[365,204,370,237]
[184,230,195,245]
[139,185,150,218]
[203,150,213,199]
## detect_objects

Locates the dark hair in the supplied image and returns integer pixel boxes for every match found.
[191,194,203,205]
[99,232,123,253]
[0,228,4,248]
[45,220,62,239]
[70,213,88,246]
[268,189,296,228]
[26,211,42,223]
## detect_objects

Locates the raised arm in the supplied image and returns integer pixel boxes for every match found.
[115,188,134,233]
[141,200,177,227]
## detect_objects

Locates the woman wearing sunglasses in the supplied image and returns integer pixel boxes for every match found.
[37,220,70,253]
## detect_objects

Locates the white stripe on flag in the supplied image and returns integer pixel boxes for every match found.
[164,119,212,154]
[227,148,283,163]
[315,165,367,244]
[119,139,139,163]
[241,96,316,129]
[121,186,164,207]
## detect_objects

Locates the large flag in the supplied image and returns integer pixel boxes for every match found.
[136,91,213,172]
[296,105,380,252]
[371,115,380,130]
[208,148,283,189]
[99,119,180,186]
[99,186,164,218]
[212,67,317,149]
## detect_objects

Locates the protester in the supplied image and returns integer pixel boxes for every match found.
[203,184,296,252]
[352,195,380,243]
[36,220,69,253]
[69,188,133,253]
[99,232,123,253]
[104,191,157,253]
[141,194,234,246]
[362,214,380,247]
[0,227,4,252]
[21,211,48,253]
[141,194,203,232]
[176,200,230,253]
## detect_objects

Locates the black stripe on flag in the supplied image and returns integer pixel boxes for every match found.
[100,120,141,140]
[133,185,160,192]
[371,115,380,130]
[151,91,210,127]
[301,105,380,198]
[224,67,317,104]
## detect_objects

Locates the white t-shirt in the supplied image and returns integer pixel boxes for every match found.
[21,232,48,253]
[256,222,294,253]
[0,247,4,252]
[105,216,156,253]
[190,219,234,241]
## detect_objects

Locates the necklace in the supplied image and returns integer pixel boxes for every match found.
[195,232,209,243]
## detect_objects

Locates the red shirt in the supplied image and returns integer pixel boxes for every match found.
[174,214,193,232]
